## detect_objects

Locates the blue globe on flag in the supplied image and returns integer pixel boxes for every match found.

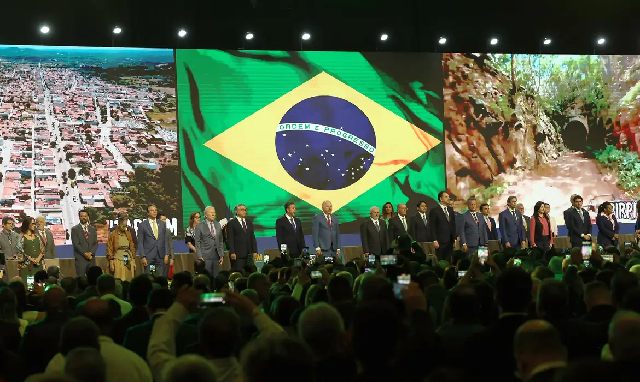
[276,96,377,190]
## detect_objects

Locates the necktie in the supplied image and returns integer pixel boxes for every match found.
[486,217,491,231]
[443,207,450,221]
[241,219,247,232]
[422,213,427,226]
[472,212,478,225]
[210,222,215,236]
[401,217,407,231]
[40,231,46,245]
[83,226,89,240]
[374,220,380,232]
[327,215,332,228]
[291,218,296,231]
[511,210,516,219]
[151,220,158,239]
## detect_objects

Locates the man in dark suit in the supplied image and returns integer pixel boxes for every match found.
[227,204,258,271]
[513,320,567,382]
[518,203,531,247]
[70,210,98,277]
[465,268,532,382]
[19,287,70,375]
[137,204,169,276]
[409,200,430,242]
[194,206,225,277]
[35,216,56,259]
[499,196,526,250]
[459,197,488,255]
[123,288,174,360]
[275,202,306,258]
[388,203,409,243]
[480,203,499,241]
[428,191,457,261]
[563,194,593,249]
[360,206,389,256]
[159,213,174,276]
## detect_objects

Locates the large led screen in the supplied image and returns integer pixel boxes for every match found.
[177,50,446,236]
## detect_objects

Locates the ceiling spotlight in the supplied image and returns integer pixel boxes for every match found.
[380,33,388,41]
[438,37,447,45]
[178,29,187,38]
[245,32,254,40]
[40,25,50,34]
[113,27,122,35]
[597,37,606,45]
[490,37,498,45]
[301,32,311,41]
[543,38,551,45]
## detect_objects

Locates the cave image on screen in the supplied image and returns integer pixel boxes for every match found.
[444,53,640,224]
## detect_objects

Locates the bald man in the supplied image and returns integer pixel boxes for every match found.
[312,201,341,259]
[194,206,224,277]
[360,206,388,256]
[607,310,640,361]
[513,320,567,382]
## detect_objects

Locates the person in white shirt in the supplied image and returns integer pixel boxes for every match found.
[46,300,152,382]
[544,203,558,237]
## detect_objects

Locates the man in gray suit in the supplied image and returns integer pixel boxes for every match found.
[36,216,56,259]
[71,210,98,277]
[159,213,174,276]
[459,197,488,255]
[312,200,341,259]
[0,216,21,264]
[194,206,224,277]
[137,204,169,276]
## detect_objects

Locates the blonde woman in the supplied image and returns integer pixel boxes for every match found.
[106,212,136,281]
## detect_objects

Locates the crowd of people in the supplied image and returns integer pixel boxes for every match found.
[0,228,638,382]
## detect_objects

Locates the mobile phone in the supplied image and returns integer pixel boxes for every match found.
[280,244,287,252]
[228,281,235,291]
[602,254,613,262]
[581,244,592,260]
[302,247,309,257]
[264,255,270,263]
[311,271,322,279]
[397,274,410,285]
[123,254,129,266]
[584,260,591,267]
[167,279,172,287]
[368,254,376,263]
[149,264,156,273]
[325,256,334,264]
[199,292,225,306]
[27,276,34,291]
[364,268,373,273]
[294,258,302,267]
[457,270,466,278]
[380,255,397,265]
[514,258,522,266]
[477,246,488,265]
[625,242,632,247]
[566,254,571,259]
[309,254,316,264]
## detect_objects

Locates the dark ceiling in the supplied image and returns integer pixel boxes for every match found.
[0,0,638,54]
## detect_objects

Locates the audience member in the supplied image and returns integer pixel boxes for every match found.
[513,320,567,382]
[111,275,153,345]
[97,274,132,315]
[123,288,174,360]
[64,347,106,382]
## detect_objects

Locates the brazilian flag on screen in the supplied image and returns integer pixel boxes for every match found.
[177,50,445,237]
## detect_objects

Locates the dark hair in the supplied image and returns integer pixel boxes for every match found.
[158,213,166,219]
[188,211,200,229]
[96,274,116,295]
[284,202,295,212]
[447,284,479,321]
[200,307,241,358]
[416,200,427,208]
[61,277,79,296]
[537,279,569,319]
[1,216,14,225]
[600,201,612,214]
[381,202,394,219]
[533,201,547,218]
[437,191,448,202]
[78,209,89,218]
[20,216,34,234]
[479,203,489,211]
[544,203,550,207]
[147,288,173,312]
[496,267,532,313]
[573,195,583,203]
[507,195,517,204]
[86,266,103,286]
[128,275,154,307]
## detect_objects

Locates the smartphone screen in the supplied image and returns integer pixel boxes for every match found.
[584,260,591,267]
[228,281,235,291]
[393,282,408,299]
[27,276,34,290]
[311,271,322,278]
[457,270,466,278]
[302,247,309,256]
[602,254,613,262]
[200,292,225,305]
[514,259,522,266]
[368,254,376,263]
[625,242,632,247]
[264,255,270,263]
[309,254,316,264]
[397,274,410,284]
[293,258,302,267]
[149,264,156,273]
[280,244,287,252]
[380,255,397,265]
[581,244,592,260]
[167,279,172,287]
[325,256,334,264]
[364,268,373,273]
[477,246,488,265]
